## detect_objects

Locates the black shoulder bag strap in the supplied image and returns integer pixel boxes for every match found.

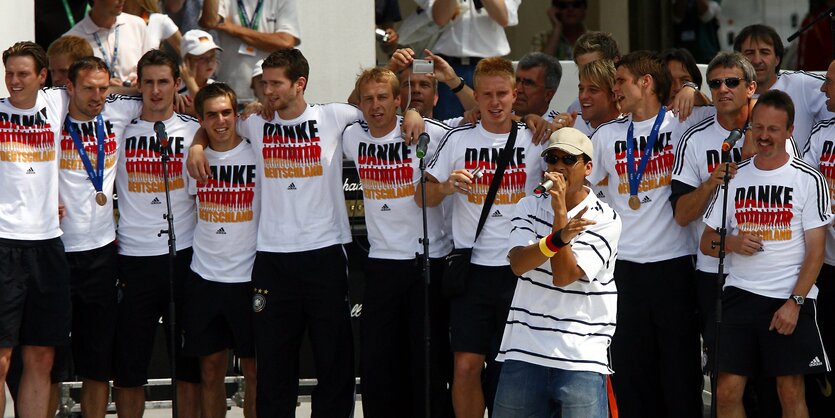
[472,121,519,245]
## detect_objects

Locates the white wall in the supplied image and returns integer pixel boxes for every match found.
[0,0,36,97]
[296,1,376,104]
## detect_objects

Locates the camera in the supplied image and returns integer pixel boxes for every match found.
[375,28,390,43]
[412,59,434,74]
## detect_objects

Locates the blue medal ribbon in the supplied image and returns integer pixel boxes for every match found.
[93,25,119,78]
[65,115,106,195]
[237,0,265,30]
[626,106,666,196]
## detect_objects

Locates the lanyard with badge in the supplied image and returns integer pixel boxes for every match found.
[93,25,120,78]
[237,0,264,56]
[65,115,108,206]
[625,106,666,210]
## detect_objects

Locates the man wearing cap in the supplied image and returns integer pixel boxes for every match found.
[199,0,300,103]
[180,29,222,98]
[493,128,621,418]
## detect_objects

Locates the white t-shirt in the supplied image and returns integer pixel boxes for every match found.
[589,108,711,262]
[764,71,835,153]
[343,117,452,259]
[704,156,833,299]
[59,95,142,252]
[426,0,519,58]
[497,188,621,375]
[0,88,68,240]
[116,113,198,255]
[673,115,799,272]
[237,103,362,252]
[65,12,148,83]
[190,139,259,283]
[143,13,179,52]
[803,118,835,266]
[427,122,544,266]
[212,0,300,102]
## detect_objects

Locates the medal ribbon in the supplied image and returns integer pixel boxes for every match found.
[93,25,119,77]
[65,115,106,194]
[237,0,265,30]
[626,106,666,196]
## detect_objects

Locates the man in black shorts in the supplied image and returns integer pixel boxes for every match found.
[701,90,832,418]
[0,41,71,418]
[112,49,202,418]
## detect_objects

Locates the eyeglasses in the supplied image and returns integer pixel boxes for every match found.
[556,1,586,9]
[544,153,580,165]
[707,77,742,89]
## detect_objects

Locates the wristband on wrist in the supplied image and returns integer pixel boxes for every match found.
[682,81,699,90]
[450,77,466,93]
[549,229,570,248]
[539,237,558,257]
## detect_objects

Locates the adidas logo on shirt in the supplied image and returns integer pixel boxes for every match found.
[151,197,162,205]
[491,210,502,218]
[381,204,391,212]
[287,183,297,190]
[216,227,227,235]
[596,191,605,199]
[26,167,35,174]
[810,356,823,367]
[641,196,652,204]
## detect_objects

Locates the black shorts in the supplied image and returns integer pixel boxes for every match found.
[65,242,119,381]
[449,264,517,355]
[113,248,201,387]
[182,271,255,358]
[0,237,71,347]
[719,286,830,377]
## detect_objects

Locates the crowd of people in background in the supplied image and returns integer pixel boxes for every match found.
[1,1,835,418]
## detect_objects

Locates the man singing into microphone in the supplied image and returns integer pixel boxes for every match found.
[701,90,832,418]
[112,49,202,418]
[493,128,621,417]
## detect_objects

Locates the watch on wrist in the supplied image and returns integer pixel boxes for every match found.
[450,77,466,93]
[682,81,699,90]
[790,294,805,306]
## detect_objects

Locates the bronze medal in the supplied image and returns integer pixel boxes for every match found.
[628,195,641,210]
[95,192,107,206]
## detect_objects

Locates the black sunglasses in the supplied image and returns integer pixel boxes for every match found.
[556,1,586,9]
[707,77,742,89]
[544,154,580,165]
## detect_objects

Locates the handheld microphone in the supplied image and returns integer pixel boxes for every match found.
[721,128,744,152]
[154,121,169,154]
[534,179,553,195]
[416,132,430,159]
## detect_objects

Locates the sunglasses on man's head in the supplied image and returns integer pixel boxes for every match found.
[707,77,742,89]
[544,154,580,165]
[556,1,586,9]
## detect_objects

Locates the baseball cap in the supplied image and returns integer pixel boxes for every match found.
[181,30,222,58]
[252,59,265,79]
[540,127,593,159]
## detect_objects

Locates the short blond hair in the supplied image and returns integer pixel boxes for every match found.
[474,57,515,89]
[355,67,400,98]
[579,59,616,92]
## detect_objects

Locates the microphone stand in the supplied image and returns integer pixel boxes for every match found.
[156,135,178,418]
[787,5,835,60]
[710,148,733,418]
[416,156,432,418]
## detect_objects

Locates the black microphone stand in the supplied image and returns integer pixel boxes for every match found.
[787,5,835,60]
[416,156,432,418]
[156,133,178,418]
[710,147,733,418]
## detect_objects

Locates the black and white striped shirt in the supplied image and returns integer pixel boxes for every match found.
[496,187,622,374]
